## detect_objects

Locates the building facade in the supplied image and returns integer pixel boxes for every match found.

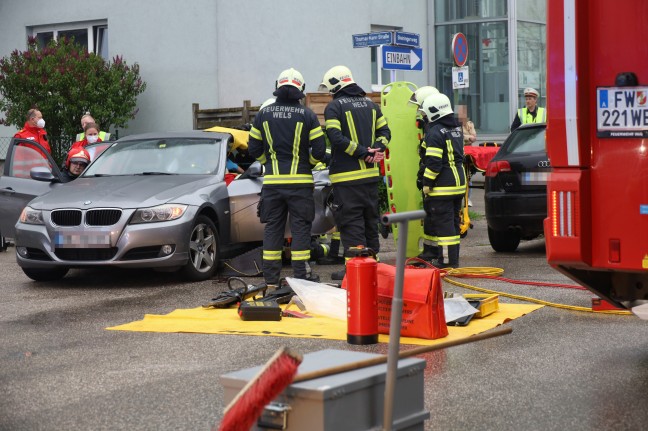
[0,0,544,155]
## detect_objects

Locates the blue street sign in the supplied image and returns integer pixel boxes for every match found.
[352,31,393,48]
[381,45,423,71]
[394,31,420,48]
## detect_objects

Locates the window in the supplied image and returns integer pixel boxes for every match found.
[31,21,108,59]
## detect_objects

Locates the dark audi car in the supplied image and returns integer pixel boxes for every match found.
[484,123,549,252]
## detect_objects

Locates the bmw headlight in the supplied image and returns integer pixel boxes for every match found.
[19,207,44,225]
[130,204,188,224]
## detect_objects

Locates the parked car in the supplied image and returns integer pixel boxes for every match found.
[0,131,335,281]
[484,123,549,252]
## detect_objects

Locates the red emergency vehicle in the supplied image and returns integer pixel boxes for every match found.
[545,0,648,317]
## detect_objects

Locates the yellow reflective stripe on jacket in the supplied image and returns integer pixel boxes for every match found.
[445,139,461,186]
[291,250,310,261]
[423,167,438,181]
[329,167,379,183]
[376,115,388,129]
[310,126,324,140]
[345,140,358,156]
[371,110,376,144]
[257,154,267,164]
[263,250,283,260]
[437,235,460,246]
[263,174,314,185]
[262,121,280,175]
[344,111,360,156]
[290,122,303,175]
[425,147,443,158]
[325,119,341,130]
[309,154,319,165]
[425,184,466,196]
[250,126,262,141]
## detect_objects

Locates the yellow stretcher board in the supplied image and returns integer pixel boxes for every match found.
[204,126,250,151]
[381,82,424,257]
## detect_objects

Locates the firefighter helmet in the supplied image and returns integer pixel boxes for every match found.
[320,65,355,94]
[66,147,91,169]
[408,86,440,107]
[419,93,453,122]
[260,97,276,110]
[275,68,305,91]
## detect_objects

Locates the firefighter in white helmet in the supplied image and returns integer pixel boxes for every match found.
[408,86,442,262]
[320,65,391,280]
[248,68,326,287]
[510,87,546,131]
[418,93,466,268]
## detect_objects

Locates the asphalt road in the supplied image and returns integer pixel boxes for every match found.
[1,188,647,431]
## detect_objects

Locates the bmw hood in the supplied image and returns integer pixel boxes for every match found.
[29,175,221,210]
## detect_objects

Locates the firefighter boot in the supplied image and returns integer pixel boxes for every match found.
[447,244,460,268]
[317,238,344,265]
[416,244,439,262]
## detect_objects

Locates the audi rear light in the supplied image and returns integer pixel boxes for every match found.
[485,160,511,177]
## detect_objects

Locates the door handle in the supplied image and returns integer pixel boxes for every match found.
[1,188,16,194]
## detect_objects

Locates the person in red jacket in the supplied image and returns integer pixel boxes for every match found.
[70,122,102,152]
[14,108,51,155]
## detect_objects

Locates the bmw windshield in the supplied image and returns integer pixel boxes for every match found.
[83,138,225,177]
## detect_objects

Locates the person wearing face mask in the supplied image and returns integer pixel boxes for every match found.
[75,112,110,142]
[60,147,91,183]
[70,122,103,152]
[14,108,51,155]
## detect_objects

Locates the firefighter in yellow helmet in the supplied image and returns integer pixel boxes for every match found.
[248,68,326,287]
[418,93,466,268]
[320,65,391,280]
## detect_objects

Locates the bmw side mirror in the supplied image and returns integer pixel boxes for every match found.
[30,167,59,183]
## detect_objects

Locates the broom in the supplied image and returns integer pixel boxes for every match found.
[217,326,511,430]
[217,347,302,431]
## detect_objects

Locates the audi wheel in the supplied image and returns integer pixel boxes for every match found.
[488,226,521,252]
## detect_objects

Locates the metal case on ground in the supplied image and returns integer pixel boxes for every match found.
[221,349,429,430]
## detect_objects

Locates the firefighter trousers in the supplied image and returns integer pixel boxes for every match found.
[331,181,380,257]
[258,187,314,284]
[423,195,462,266]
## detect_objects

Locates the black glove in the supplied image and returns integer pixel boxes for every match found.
[416,178,423,190]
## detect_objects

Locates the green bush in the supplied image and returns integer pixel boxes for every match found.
[0,37,146,163]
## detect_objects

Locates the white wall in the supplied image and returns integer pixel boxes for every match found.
[0,0,429,142]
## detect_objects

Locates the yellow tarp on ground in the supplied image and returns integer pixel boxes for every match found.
[204,126,249,151]
[107,303,543,346]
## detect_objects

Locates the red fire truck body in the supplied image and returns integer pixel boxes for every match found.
[545,0,648,316]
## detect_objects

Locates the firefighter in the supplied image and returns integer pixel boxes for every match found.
[510,87,546,132]
[409,86,441,263]
[14,108,51,155]
[248,68,326,287]
[418,93,466,268]
[61,147,91,183]
[319,65,391,280]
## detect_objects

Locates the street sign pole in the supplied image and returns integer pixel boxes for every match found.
[451,32,469,111]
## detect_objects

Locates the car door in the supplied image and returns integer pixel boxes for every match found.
[0,138,62,239]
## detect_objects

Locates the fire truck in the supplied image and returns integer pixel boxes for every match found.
[545,0,648,318]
